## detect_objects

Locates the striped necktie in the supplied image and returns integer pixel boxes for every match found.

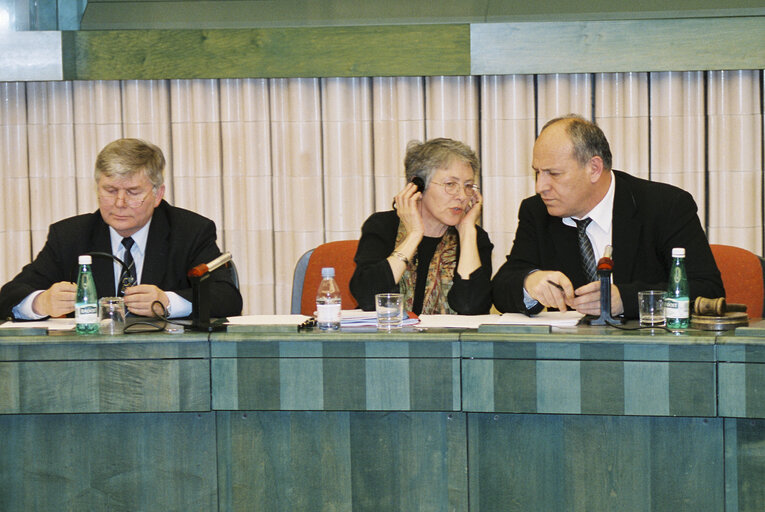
[575,218,597,282]
[118,237,137,296]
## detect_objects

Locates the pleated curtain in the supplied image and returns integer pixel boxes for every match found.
[0,71,762,314]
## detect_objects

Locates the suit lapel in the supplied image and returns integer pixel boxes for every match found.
[611,172,641,282]
[547,217,584,283]
[142,201,170,286]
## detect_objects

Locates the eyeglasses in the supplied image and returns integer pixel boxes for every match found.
[429,181,480,197]
[98,189,152,208]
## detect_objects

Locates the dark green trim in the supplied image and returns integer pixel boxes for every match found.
[65,25,471,80]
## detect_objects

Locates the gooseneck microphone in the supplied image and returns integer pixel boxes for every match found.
[187,252,232,278]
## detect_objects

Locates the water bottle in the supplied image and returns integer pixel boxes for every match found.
[665,247,690,328]
[316,267,341,331]
[75,254,99,334]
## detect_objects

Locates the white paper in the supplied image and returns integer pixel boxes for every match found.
[340,309,419,328]
[0,318,75,331]
[225,315,311,326]
[416,311,584,329]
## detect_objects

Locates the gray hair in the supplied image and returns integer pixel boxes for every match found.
[404,138,480,187]
[94,138,165,190]
[540,114,613,171]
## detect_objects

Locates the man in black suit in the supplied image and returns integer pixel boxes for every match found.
[491,115,724,319]
[0,138,242,320]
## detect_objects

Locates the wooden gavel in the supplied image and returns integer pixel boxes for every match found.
[694,297,747,317]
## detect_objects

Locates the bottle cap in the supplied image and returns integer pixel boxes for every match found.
[78,255,92,265]
[672,247,685,258]
[321,267,335,278]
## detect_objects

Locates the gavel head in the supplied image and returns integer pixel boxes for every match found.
[694,296,726,316]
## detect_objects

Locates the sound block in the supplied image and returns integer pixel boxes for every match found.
[691,312,748,331]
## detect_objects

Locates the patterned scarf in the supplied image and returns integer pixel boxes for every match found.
[394,220,459,314]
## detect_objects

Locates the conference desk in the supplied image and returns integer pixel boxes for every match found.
[1,321,764,511]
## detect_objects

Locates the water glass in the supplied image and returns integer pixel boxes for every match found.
[99,296,126,335]
[638,290,666,327]
[375,293,404,330]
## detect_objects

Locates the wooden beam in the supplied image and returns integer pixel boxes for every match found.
[471,17,765,75]
[66,25,471,80]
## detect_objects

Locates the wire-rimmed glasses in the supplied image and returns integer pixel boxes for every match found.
[98,189,152,208]
[429,181,480,197]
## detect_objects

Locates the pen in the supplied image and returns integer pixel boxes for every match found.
[547,279,565,292]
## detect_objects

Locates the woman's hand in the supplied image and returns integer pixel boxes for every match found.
[456,188,482,235]
[394,181,425,237]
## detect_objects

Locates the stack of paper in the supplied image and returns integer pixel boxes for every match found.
[340,310,419,328]
[416,311,584,329]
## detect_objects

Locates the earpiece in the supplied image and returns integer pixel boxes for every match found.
[411,176,425,193]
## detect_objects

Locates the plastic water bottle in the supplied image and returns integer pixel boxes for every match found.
[665,247,690,328]
[316,267,341,331]
[75,254,99,334]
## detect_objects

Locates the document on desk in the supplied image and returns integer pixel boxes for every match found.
[0,318,75,331]
[225,315,311,326]
[417,311,584,329]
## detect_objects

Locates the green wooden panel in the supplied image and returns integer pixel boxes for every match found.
[349,412,467,511]
[468,413,724,511]
[471,17,765,74]
[67,25,470,80]
[728,418,765,511]
[580,360,624,415]
[720,362,765,418]
[216,411,467,511]
[0,333,209,361]
[0,359,209,413]
[0,412,217,511]
[668,361,716,416]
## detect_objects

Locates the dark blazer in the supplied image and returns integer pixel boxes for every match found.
[0,200,242,320]
[491,170,725,318]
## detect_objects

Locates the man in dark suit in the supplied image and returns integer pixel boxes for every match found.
[0,138,242,320]
[491,115,724,319]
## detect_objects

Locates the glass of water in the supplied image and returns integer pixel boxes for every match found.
[375,293,404,330]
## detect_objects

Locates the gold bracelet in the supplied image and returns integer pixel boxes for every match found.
[391,251,410,264]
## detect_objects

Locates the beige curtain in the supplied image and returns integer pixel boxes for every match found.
[1,71,762,314]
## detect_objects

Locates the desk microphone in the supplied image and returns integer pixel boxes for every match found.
[187,252,232,332]
[583,245,623,326]
[187,253,232,278]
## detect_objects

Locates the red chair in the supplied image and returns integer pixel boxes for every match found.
[710,244,765,319]
[291,240,359,316]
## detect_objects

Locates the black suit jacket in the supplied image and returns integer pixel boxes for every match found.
[491,170,724,318]
[0,200,242,319]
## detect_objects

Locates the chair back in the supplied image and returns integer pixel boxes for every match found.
[293,240,359,316]
[710,244,765,319]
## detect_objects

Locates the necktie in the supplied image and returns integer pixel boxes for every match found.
[575,218,598,283]
[119,237,137,296]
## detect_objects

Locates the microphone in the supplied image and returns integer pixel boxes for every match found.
[187,252,232,278]
[188,252,232,332]
[584,245,623,326]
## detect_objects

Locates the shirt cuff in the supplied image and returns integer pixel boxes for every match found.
[165,292,192,319]
[522,269,541,309]
[12,290,47,320]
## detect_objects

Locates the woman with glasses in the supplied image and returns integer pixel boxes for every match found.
[350,138,493,315]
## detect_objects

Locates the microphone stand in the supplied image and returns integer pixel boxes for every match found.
[583,246,623,326]
[188,253,232,332]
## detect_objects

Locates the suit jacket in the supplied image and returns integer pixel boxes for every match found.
[491,170,725,318]
[0,200,242,320]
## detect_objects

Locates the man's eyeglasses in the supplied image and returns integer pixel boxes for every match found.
[429,181,480,197]
[98,189,152,208]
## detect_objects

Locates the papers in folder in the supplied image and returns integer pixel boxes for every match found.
[416,311,584,329]
[339,310,420,328]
